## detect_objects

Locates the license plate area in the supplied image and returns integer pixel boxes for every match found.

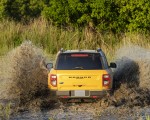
[71,90,89,97]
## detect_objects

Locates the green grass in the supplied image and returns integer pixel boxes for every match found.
[0,18,150,61]
[0,103,11,120]
[146,115,150,120]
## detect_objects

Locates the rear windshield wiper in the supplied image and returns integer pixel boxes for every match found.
[72,66,84,69]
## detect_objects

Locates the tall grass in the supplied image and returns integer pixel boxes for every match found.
[0,18,150,61]
[0,103,11,120]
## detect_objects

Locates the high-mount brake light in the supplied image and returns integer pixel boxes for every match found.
[102,74,111,86]
[71,54,88,57]
[50,74,57,87]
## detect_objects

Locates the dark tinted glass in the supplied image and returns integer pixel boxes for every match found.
[55,53,103,70]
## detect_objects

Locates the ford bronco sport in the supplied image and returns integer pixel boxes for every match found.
[47,49,116,99]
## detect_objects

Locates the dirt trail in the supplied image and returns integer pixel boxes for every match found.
[0,43,150,119]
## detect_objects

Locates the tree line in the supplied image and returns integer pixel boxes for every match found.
[1,0,150,32]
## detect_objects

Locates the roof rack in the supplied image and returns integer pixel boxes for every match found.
[97,48,102,52]
[60,48,64,52]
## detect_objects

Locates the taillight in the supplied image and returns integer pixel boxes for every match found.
[92,96,98,98]
[102,74,111,86]
[50,74,57,87]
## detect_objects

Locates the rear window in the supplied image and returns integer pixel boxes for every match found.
[55,53,103,70]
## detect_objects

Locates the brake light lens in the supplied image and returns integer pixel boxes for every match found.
[50,74,57,87]
[102,74,111,86]
[92,96,98,98]
[71,54,88,57]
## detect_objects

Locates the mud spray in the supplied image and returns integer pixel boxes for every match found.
[110,45,150,107]
[0,42,150,117]
[0,41,53,112]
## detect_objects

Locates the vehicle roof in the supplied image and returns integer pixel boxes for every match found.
[61,50,99,53]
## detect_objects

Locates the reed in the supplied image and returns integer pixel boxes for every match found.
[0,18,150,61]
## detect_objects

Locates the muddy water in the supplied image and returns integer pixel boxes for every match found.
[0,42,150,120]
[0,41,49,105]
[112,46,150,107]
[10,105,150,120]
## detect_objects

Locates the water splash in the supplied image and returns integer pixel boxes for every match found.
[0,43,150,113]
[0,41,50,110]
[111,45,150,107]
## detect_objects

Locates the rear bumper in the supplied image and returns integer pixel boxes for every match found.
[50,90,111,98]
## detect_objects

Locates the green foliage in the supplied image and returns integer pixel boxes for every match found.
[68,0,92,26]
[42,0,150,32]
[0,0,150,32]
[90,0,118,32]
[115,0,150,32]
[42,0,92,27]
[0,0,44,21]
[42,0,70,25]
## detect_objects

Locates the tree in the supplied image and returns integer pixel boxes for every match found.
[0,0,44,21]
